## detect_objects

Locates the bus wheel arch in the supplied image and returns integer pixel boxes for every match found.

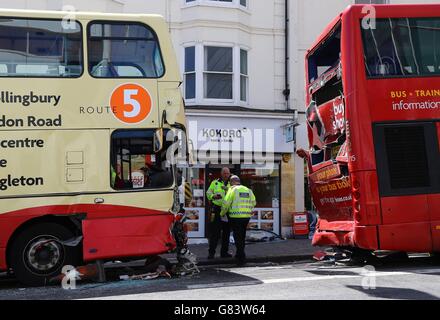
[6,215,84,285]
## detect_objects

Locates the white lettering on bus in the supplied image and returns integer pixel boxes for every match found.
[123,89,141,118]
[392,100,440,111]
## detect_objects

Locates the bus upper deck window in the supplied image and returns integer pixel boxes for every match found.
[308,25,341,83]
[0,18,83,77]
[361,18,440,78]
[88,22,165,78]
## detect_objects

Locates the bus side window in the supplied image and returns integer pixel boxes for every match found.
[0,18,83,77]
[88,22,165,78]
[110,129,173,190]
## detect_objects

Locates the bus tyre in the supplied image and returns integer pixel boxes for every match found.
[10,223,81,287]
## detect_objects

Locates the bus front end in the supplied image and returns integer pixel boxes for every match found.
[303,4,440,255]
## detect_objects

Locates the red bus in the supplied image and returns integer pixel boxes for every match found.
[299,4,440,256]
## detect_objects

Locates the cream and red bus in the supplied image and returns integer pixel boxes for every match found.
[0,9,187,286]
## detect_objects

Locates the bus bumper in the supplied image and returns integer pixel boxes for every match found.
[312,230,355,247]
[312,226,378,251]
[0,247,6,270]
[82,213,176,261]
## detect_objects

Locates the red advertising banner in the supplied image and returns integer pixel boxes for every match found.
[309,163,342,183]
[316,96,345,144]
[309,175,352,220]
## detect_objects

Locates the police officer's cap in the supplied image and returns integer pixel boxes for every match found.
[230,175,240,183]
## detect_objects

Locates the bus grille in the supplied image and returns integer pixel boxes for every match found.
[384,125,430,189]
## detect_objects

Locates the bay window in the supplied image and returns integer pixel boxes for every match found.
[184,46,196,99]
[183,44,249,104]
[204,46,233,99]
[185,0,247,8]
[240,49,248,102]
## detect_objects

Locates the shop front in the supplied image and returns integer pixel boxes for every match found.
[179,111,296,239]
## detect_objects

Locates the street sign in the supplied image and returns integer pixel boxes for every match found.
[284,123,295,143]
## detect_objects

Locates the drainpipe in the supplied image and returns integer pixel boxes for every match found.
[283,0,291,108]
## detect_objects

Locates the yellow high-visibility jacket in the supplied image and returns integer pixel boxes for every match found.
[220,185,256,219]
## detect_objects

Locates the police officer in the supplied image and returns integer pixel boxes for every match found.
[206,167,232,259]
[220,175,256,266]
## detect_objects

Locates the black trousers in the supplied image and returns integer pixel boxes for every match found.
[229,218,250,262]
[208,205,230,256]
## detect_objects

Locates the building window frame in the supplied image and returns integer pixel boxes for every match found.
[183,45,196,101]
[183,42,250,106]
[203,45,234,101]
[183,0,248,10]
[239,47,249,102]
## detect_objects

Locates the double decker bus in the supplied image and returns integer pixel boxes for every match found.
[299,4,440,257]
[0,9,187,286]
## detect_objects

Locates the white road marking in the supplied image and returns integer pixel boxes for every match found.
[187,280,261,290]
[80,266,440,300]
[188,267,440,288]
[262,272,407,284]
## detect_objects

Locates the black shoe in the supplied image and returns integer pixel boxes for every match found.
[207,254,215,260]
[221,253,233,258]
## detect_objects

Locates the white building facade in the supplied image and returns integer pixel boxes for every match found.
[2,0,435,239]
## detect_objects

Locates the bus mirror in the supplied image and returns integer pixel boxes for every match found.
[154,128,164,153]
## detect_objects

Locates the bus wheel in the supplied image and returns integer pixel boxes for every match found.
[10,223,81,287]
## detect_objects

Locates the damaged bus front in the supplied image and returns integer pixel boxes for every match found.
[0,9,190,286]
[300,4,440,255]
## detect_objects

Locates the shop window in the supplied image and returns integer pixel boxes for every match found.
[111,129,173,190]
[241,165,280,233]
[88,22,164,78]
[178,166,206,237]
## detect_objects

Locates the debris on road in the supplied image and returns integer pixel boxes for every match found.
[48,211,201,286]
[312,250,328,261]
[245,229,285,243]
[49,264,99,283]
[120,264,172,281]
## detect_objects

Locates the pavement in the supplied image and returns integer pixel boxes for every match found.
[172,238,316,266]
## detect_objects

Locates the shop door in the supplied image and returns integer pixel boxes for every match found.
[204,165,240,235]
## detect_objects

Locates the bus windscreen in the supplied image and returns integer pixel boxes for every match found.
[361,17,440,78]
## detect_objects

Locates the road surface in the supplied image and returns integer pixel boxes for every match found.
[1,256,439,300]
